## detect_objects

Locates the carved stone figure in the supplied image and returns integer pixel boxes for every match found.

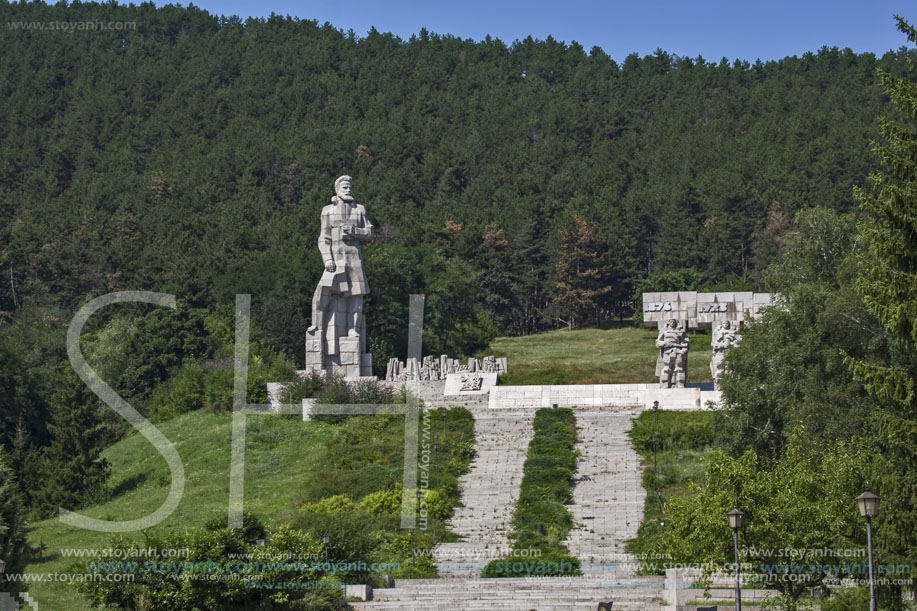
[305,175,374,378]
[655,319,689,388]
[384,354,507,381]
[459,373,484,392]
[710,319,741,389]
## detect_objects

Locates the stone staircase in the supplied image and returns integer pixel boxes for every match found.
[354,406,660,608]
[565,409,645,577]
[432,408,535,577]
[351,576,666,610]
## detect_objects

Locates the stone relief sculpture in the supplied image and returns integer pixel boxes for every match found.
[655,318,689,388]
[305,175,374,378]
[710,319,741,389]
[385,355,507,382]
[459,373,484,392]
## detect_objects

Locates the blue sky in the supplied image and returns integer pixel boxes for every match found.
[158,0,914,62]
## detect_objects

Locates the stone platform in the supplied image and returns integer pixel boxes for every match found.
[489,384,721,411]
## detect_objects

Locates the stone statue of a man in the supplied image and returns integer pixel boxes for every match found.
[710,319,741,389]
[305,175,374,377]
[655,319,689,388]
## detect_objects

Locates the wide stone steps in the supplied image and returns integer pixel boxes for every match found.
[565,409,645,577]
[433,409,535,577]
[352,577,665,610]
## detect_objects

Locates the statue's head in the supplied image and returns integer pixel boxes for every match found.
[335,175,353,202]
[721,320,732,330]
[665,319,678,330]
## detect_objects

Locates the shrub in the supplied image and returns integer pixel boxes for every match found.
[628,410,713,453]
[75,520,338,610]
[360,487,402,516]
[301,494,358,514]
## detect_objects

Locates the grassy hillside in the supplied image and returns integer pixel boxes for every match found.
[24,403,474,609]
[487,325,713,385]
[24,411,332,608]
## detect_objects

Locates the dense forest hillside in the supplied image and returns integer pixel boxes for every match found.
[2,3,917,607]
[1,1,913,355]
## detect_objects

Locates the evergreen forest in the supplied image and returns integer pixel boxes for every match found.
[2,2,917,609]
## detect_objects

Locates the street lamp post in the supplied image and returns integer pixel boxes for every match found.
[652,400,659,481]
[322,532,330,563]
[727,508,744,611]
[856,489,880,611]
[411,490,423,567]
[442,410,447,438]
[652,434,658,474]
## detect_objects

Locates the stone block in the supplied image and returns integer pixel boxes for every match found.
[302,398,315,422]
[266,383,285,411]
[344,584,372,601]
[444,372,497,396]
[339,335,360,351]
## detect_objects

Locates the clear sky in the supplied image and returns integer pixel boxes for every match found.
[159,0,914,62]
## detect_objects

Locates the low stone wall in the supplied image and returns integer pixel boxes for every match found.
[488,384,721,411]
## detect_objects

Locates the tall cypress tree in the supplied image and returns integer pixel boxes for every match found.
[847,17,917,607]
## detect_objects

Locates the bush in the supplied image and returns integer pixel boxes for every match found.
[482,552,580,577]
[75,520,338,610]
[312,376,399,423]
[290,510,381,583]
[301,494,358,514]
[360,487,402,516]
[628,410,713,453]
[144,362,205,421]
[283,371,327,401]
[819,587,870,611]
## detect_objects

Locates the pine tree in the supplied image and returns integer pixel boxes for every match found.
[849,17,917,409]
[0,446,27,593]
[36,371,111,513]
[847,17,917,607]
[548,215,611,330]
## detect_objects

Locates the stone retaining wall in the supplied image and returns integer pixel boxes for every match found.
[488,384,721,411]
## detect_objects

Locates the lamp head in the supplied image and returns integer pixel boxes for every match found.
[856,489,880,518]
[727,507,744,530]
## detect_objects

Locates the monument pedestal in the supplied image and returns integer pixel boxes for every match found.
[305,329,373,379]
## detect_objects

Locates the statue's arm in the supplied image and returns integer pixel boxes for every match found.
[318,208,333,265]
[353,206,374,240]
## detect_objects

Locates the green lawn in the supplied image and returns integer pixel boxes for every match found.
[486,325,713,385]
[23,411,334,609]
[625,411,714,566]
